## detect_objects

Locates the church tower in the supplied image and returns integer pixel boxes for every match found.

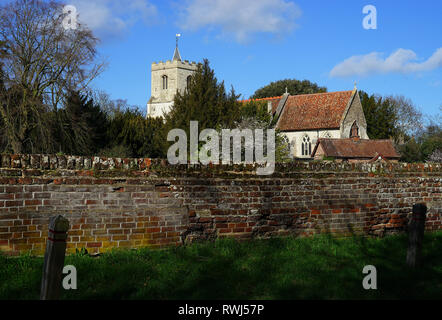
[147,35,198,118]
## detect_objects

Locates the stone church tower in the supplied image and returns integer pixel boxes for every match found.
[147,38,198,118]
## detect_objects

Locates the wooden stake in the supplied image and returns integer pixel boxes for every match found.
[40,215,69,300]
[406,203,427,268]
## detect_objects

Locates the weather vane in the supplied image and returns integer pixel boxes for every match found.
[176,33,181,48]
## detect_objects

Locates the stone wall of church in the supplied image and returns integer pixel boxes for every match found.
[341,92,369,139]
[147,102,173,118]
[148,60,198,117]
[283,129,341,158]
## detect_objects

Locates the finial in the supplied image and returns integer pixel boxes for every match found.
[176,33,181,48]
[354,81,357,90]
[173,33,182,61]
[285,87,288,94]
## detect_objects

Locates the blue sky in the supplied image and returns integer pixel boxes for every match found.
[67,0,441,117]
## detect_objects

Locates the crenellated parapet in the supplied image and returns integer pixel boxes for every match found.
[151,59,199,71]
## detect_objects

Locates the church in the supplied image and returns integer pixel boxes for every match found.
[146,42,198,118]
[146,44,399,161]
[241,88,370,158]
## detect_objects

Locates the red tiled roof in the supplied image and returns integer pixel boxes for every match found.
[276,91,354,131]
[312,138,400,159]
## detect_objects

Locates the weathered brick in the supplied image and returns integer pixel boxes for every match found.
[0,154,440,255]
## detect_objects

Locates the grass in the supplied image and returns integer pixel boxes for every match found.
[1,232,441,300]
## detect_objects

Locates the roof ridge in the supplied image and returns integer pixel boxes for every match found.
[241,90,353,103]
[287,90,353,99]
[242,90,355,102]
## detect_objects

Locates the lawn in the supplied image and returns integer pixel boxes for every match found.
[1,232,441,300]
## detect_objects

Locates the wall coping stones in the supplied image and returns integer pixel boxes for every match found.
[0,154,441,178]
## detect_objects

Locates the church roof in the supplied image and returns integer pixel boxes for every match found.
[312,138,400,159]
[173,47,182,61]
[276,90,354,131]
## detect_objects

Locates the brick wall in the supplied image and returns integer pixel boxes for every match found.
[0,154,441,256]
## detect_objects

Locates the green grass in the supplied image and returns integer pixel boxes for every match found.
[1,232,441,300]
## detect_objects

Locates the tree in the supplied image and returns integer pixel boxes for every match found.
[0,40,7,151]
[398,138,422,163]
[0,0,105,153]
[360,91,424,144]
[0,40,5,81]
[385,95,423,141]
[165,61,292,163]
[104,108,167,158]
[0,83,52,153]
[397,121,442,163]
[239,100,272,125]
[164,59,241,136]
[55,91,109,155]
[90,90,131,121]
[359,91,399,141]
[237,100,291,162]
[419,125,442,161]
[251,79,327,99]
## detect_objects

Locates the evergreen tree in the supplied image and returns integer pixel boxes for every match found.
[56,91,109,155]
[105,108,167,158]
[360,91,399,141]
[164,59,241,136]
[398,138,422,163]
[239,100,272,124]
[251,79,327,99]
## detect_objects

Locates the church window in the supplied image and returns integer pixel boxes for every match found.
[162,75,168,90]
[187,76,192,90]
[350,121,359,138]
[302,135,311,156]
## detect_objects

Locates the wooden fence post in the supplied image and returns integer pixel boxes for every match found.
[40,215,70,300]
[406,203,427,268]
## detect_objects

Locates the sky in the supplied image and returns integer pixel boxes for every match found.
[61,0,441,117]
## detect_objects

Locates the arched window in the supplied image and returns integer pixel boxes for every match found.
[186,75,192,90]
[302,135,311,156]
[162,75,168,90]
[350,121,359,138]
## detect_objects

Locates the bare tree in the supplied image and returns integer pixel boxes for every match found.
[385,95,423,141]
[0,0,106,153]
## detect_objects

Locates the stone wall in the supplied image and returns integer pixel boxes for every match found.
[341,91,369,139]
[0,154,441,256]
[148,60,198,117]
[283,129,341,158]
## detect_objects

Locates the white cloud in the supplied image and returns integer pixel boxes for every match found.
[330,48,442,77]
[177,0,301,43]
[70,0,157,40]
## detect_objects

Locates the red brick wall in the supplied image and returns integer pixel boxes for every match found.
[0,154,441,256]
